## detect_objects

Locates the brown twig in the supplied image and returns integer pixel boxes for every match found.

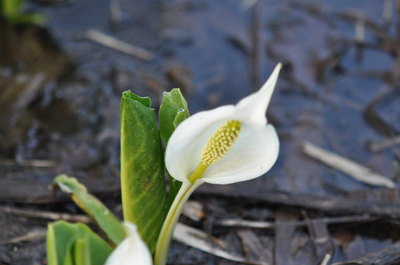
[0,229,47,245]
[0,205,91,223]
[0,159,55,168]
[363,86,399,137]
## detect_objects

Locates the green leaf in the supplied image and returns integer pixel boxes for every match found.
[72,238,91,265]
[2,0,24,15]
[159,88,190,208]
[46,221,112,265]
[1,0,44,25]
[54,174,125,246]
[120,91,167,253]
[7,13,45,25]
[46,224,59,265]
[159,88,190,144]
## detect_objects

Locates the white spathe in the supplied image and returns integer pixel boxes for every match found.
[165,63,281,185]
[105,222,152,265]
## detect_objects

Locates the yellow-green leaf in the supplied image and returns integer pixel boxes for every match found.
[159,88,189,144]
[159,88,190,208]
[54,174,125,246]
[120,91,167,253]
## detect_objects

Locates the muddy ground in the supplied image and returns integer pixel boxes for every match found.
[1,0,400,264]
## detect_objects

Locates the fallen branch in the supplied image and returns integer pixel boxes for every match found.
[237,229,273,263]
[0,159,55,168]
[305,216,332,261]
[0,229,47,245]
[302,141,396,189]
[0,205,91,223]
[86,30,154,61]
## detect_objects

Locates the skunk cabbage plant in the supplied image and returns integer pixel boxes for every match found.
[46,63,282,265]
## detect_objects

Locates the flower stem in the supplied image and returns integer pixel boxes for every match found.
[154,181,202,265]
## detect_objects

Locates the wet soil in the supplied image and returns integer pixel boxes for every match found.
[1,0,400,264]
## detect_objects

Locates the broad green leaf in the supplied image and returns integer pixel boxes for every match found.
[120,91,167,253]
[159,88,190,208]
[54,174,125,246]
[46,221,112,265]
[159,88,189,144]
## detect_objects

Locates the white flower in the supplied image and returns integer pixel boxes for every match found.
[105,222,152,265]
[165,63,281,185]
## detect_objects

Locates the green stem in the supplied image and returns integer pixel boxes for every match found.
[154,181,202,265]
[188,163,208,183]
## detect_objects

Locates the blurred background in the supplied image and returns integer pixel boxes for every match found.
[1,0,400,264]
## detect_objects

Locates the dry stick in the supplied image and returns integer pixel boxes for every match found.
[216,215,378,230]
[302,141,396,189]
[0,229,47,245]
[0,159,55,168]
[275,213,296,265]
[86,30,154,61]
[173,223,270,265]
[217,219,275,229]
[363,86,398,137]
[0,205,91,223]
[109,0,122,25]
[320,254,331,265]
[355,14,365,43]
[182,200,205,222]
[368,135,400,152]
[304,215,333,262]
[237,229,273,263]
